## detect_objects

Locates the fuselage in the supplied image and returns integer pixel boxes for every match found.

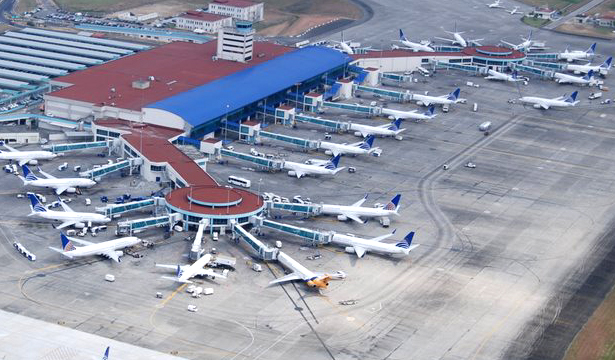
[36,209,111,224]
[331,234,408,256]
[518,96,576,108]
[401,39,434,52]
[321,204,395,218]
[68,237,140,258]
[453,33,467,47]
[25,178,96,190]
[349,123,401,136]
[277,251,329,289]
[319,141,370,155]
[413,94,454,105]
[0,151,56,162]
[485,70,522,82]
[567,63,600,74]
[554,72,591,85]
[382,108,432,120]
[283,161,338,176]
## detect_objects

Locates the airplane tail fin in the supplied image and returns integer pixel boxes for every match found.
[602,56,613,70]
[27,192,46,213]
[325,154,342,170]
[176,264,183,278]
[22,165,38,181]
[565,91,579,103]
[584,69,594,80]
[395,231,415,253]
[359,135,375,150]
[425,105,436,117]
[587,42,596,55]
[60,233,76,252]
[512,70,519,79]
[447,88,461,101]
[388,118,403,131]
[383,194,402,212]
[399,29,406,41]
[103,346,110,360]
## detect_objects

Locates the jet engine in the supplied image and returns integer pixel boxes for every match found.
[324,150,333,156]
[337,215,348,221]
[344,246,355,254]
[28,159,38,165]
[66,187,77,194]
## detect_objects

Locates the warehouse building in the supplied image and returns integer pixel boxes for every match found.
[173,11,232,33]
[207,0,264,23]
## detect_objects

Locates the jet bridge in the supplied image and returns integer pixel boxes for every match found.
[251,216,332,245]
[257,130,319,149]
[525,53,559,61]
[96,197,160,217]
[381,73,412,83]
[231,222,278,260]
[190,219,210,260]
[79,158,142,180]
[354,84,410,101]
[434,61,482,74]
[116,212,182,236]
[294,113,349,131]
[322,101,380,115]
[43,140,112,153]
[267,201,321,215]
[511,63,554,78]
[220,148,283,171]
[524,60,565,70]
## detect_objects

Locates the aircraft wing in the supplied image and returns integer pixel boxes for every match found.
[193,268,226,279]
[55,221,77,229]
[38,168,56,179]
[3,143,18,152]
[58,200,74,212]
[434,36,455,44]
[294,170,305,178]
[18,158,33,166]
[370,232,396,242]
[101,249,121,263]
[66,237,94,246]
[54,186,69,195]
[537,102,550,110]
[500,40,516,48]
[353,246,367,258]
[350,195,368,208]
[345,213,365,224]
[269,272,303,285]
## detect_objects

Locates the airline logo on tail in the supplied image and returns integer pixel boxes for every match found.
[587,42,596,55]
[22,165,38,182]
[383,194,401,211]
[176,265,184,278]
[447,88,461,101]
[359,135,375,150]
[27,193,46,212]
[61,233,76,252]
[565,91,579,103]
[324,154,342,170]
[387,118,403,131]
[399,29,407,41]
[512,70,519,79]
[103,346,110,360]
[425,106,436,117]
[395,231,415,249]
[601,56,613,70]
[583,69,594,81]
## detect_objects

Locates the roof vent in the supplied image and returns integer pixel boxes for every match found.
[257,53,265,58]
[132,80,150,89]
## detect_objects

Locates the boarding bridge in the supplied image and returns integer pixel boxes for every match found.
[432,45,463,52]
[511,63,554,78]
[354,71,368,84]
[324,83,342,100]
[0,113,92,130]
[525,60,565,70]
[526,53,559,61]
[96,197,159,217]
[220,148,284,170]
[190,219,209,260]
[116,213,182,236]
[267,201,321,215]
[295,113,348,131]
[434,61,482,74]
[232,222,277,260]
[251,216,332,245]
[382,73,411,83]
[347,65,364,74]
[43,140,112,153]
[79,158,142,179]
[322,101,380,115]
[354,84,410,101]
[257,130,319,149]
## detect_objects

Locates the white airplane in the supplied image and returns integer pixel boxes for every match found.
[485,69,524,82]
[156,253,226,284]
[554,69,594,85]
[567,56,612,75]
[0,141,56,166]
[331,32,353,54]
[395,29,434,52]
[350,118,406,138]
[508,6,523,15]
[27,192,111,229]
[501,30,545,52]
[331,230,419,258]
[19,165,96,195]
[283,154,345,178]
[559,43,596,63]
[382,105,436,121]
[435,24,482,47]
[320,135,380,157]
[518,91,579,110]
[412,88,461,107]
[49,233,140,263]
[487,0,504,8]
[321,193,401,223]
[269,251,343,289]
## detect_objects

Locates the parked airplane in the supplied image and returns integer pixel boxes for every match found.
[350,118,406,138]
[320,135,380,157]
[554,69,594,85]
[518,91,579,109]
[559,43,596,62]
[396,29,434,52]
[269,251,343,289]
[509,6,523,15]
[156,253,226,283]
[382,105,437,121]
[19,165,96,195]
[487,0,504,8]
[283,154,345,178]
[567,56,612,75]
[485,69,524,82]
[331,230,419,258]
[435,24,482,47]
[501,30,545,52]
[412,88,461,106]
[49,233,140,262]
[0,141,56,166]
[331,32,354,54]
[27,192,111,229]
[103,347,110,360]
[321,193,401,223]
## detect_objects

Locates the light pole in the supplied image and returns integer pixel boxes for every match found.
[224,104,230,143]
[257,178,262,205]
[225,185,231,214]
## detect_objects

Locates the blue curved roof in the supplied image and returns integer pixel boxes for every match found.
[146,46,351,126]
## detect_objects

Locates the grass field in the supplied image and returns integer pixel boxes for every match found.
[517,0,589,13]
[15,0,38,13]
[522,16,550,27]
[564,285,615,360]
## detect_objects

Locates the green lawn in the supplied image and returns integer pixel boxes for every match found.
[522,16,551,27]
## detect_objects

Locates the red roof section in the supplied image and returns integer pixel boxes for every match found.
[179,11,228,22]
[277,104,294,110]
[305,92,321,97]
[49,41,293,111]
[166,186,264,215]
[242,120,260,126]
[211,0,258,8]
